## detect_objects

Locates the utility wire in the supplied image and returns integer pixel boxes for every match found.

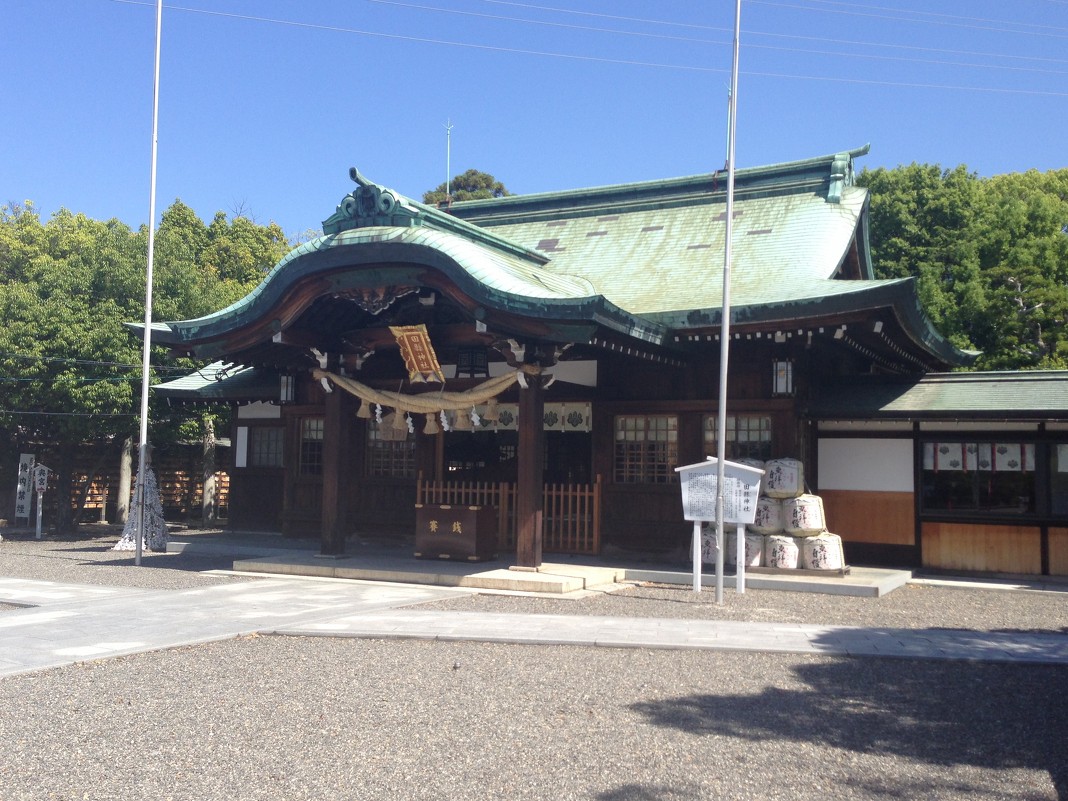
[0,410,140,417]
[483,0,1068,40]
[111,1,1068,96]
[0,350,193,373]
[370,0,1068,78]
[759,0,1068,37]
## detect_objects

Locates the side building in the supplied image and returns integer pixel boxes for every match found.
[148,146,1068,576]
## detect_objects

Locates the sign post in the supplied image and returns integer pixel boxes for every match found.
[676,457,763,596]
[32,464,49,539]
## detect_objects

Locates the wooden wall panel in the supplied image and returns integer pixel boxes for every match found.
[922,522,1042,575]
[1050,527,1068,577]
[820,490,914,545]
[228,472,283,531]
[602,485,690,551]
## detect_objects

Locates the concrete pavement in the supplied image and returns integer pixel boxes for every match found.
[2,572,1067,679]
[0,575,463,677]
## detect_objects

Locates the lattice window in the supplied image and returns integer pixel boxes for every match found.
[614,415,678,484]
[703,414,773,461]
[366,419,415,478]
[299,417,324,476]
[248,426,284,468]
[921,441,1036,514]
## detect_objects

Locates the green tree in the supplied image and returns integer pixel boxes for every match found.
[859,164,988,354]
[0,200,285,531]
[975,170,1068,368]
[423,169,511,204]
[858,163,1068,370]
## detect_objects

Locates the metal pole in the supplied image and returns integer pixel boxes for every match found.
[444,119,453,198]
[714,0,742,605]
[135,0,163,566]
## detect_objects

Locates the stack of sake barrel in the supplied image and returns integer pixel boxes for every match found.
[725,457,845,571]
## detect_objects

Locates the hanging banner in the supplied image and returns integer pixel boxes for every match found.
[390,324,445,383]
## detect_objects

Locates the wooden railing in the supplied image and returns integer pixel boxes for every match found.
[542,476,602,555]
[415,474,601,555]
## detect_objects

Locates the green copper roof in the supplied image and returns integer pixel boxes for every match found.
[453,186,869,315]
[807,371,1068,419]
[144,225,664,348]
[153,362,280,402]
[139,146,971,368]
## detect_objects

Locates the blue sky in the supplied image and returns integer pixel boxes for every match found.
[4,0,1067,241]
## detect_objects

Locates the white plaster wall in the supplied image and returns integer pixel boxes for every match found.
[818,438,913,492]
[235,427,248,468]
[237,402,281,419]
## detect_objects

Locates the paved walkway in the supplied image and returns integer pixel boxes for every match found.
[2,574,1067,678]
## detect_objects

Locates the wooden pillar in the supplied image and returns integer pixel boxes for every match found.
[515,373,544,568]
[320,386,350,556]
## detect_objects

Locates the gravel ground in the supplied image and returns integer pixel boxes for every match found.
[419,578,1068,633]
[1,530,1067,800]
[0,528,262,591]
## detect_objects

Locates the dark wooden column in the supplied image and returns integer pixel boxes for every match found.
[320,385,351,556]
[515,373,544,568]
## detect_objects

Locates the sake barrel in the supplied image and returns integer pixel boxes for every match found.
[783,493,827,536]
[699,522,735,565]
[727,532,765,567]
[764,534,801,569]
[764,458,805,499]
[699,522,720,565]
[802,532,845,571]
[750,496,784,534]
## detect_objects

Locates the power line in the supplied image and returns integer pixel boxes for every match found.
[479,0,1068,66]
[483,0,1068,41]
[110,1,1068,96]
[0,376,139,383]
[0,410,139,417]
[110,0,722,73]
[761,0,1068,37]
[0,350,192,373]
[369,0,1068,79]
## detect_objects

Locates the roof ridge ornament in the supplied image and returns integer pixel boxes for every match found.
[322,167,421,234]
[827,152,853,204]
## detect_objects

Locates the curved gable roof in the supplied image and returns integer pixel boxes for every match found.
[141,148,974,368]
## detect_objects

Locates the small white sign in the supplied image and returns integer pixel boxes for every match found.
[33,465,49,493]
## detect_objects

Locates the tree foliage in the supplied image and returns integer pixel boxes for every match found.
[423,169,511,205]
[0,200,288,530]
[858,165,1068,370]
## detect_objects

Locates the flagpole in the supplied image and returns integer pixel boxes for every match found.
[714,0,742,604]
[135,0,163,566]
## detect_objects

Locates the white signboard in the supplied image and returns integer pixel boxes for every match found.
[15,453,34,520]
[676,457,766,597]
[677,458,763,525]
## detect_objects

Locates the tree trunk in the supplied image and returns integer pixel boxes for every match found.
[201,417,217,526]
[54,448,75,534]
[117,437,133,524]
